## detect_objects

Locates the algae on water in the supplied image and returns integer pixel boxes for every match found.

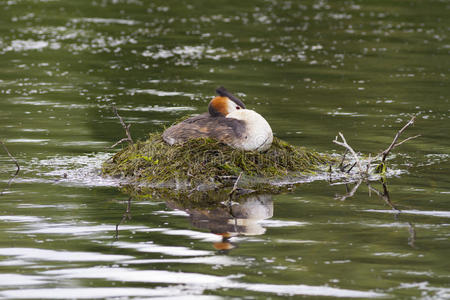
[102,132,333,191]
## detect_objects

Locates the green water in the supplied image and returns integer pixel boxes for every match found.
[0,0,449,298]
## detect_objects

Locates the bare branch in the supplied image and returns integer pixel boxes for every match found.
[394,134,421,148]
[111,105,134,148]
[333,132,364,174]
[380,115,417,163]
[365,153,372,174]
[346,162,357,174]
[337,149,348,171]
[333,116,420,178]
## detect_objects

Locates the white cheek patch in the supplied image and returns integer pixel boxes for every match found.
[226,100,239,114]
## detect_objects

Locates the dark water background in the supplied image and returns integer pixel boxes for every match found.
[0,0,449,298]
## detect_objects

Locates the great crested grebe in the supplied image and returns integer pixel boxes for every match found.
[162,87,273,152]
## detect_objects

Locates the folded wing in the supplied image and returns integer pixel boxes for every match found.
[162,113,246,146]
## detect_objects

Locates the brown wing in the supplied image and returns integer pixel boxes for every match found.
[163,113,246,146]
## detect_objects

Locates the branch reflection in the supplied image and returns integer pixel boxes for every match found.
[335,180,417,248]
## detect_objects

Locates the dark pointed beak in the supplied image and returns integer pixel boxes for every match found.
[216,86,246,109]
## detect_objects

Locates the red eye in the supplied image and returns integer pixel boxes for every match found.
[236,106,240,109]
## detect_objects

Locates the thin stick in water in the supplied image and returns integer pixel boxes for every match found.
[0,140,20,195]
[115,197,132,240]
[229,172,243,197]
[1,140,20,174]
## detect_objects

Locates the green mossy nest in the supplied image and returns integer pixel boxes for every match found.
[102,132,334,192]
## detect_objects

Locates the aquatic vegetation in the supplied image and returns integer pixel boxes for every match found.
[102,132,333,192]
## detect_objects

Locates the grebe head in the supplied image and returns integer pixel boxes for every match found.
[208,86,246,117]
[208,96,246,117]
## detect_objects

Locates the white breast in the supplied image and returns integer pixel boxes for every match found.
[226,109,273,151]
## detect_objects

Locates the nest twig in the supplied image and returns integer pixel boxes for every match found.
[111,105,134,148]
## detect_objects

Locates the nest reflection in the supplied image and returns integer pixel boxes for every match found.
[115,189,273,251]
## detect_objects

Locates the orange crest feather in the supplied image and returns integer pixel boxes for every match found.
[209,96,230,116]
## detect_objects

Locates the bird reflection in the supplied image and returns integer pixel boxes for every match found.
[165,194,273,250]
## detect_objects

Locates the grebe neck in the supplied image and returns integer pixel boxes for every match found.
[226,109,273,151]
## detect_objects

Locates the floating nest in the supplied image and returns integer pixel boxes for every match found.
[102,132,334,195]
